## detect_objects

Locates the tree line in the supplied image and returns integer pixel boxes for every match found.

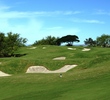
[84,34,110,47]
[0,31,110,57]
[33,34,110,47]
[33,35,80,46]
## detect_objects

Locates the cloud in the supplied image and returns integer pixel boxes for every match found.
[95,10,110,15]
[71,18,105,24]
[82,19,105,24]
[62,11,81,15]
[0,11,81,19]
[0,5,81,19]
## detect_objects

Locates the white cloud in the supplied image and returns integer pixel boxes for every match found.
[71,18,105,24]
[95,10,110,15]
[82,19,105,24]
[0,7,81,18]
[0,11,81,20]
[63,11,81,15]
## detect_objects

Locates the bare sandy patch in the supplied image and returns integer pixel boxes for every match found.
[26,65,77,73]
[82,48,91,51]
[0,71,11,77]
[67,48,76,50]
[53,57,66,60]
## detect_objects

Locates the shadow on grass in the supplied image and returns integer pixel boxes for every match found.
[0,53,27,58]
[13,53,27,57]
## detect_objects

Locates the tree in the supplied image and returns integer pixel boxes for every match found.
[57,35,80,46]
[84,38,96,47]
[96,34,110,47]
[0,33,6,57]
[0,32,27,57]
[105,38,110,47]
[33,36,59,45]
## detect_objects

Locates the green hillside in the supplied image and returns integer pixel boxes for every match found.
[0,45,110,100]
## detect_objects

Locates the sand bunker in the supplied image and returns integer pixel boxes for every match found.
[67,48,76,50]
[82,48,91,51]
[0,71,11,77]
[26,65,77,73]
[53,57,66,60]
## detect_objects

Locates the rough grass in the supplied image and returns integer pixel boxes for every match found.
[0,45,110,100]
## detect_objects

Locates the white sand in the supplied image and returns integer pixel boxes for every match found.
[53,57,66,60]
[0,71,11,77]
[82,48,91,51]
[26,65,77,73]
[67,48,76,50]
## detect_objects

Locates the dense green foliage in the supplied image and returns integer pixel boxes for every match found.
[57,35,80,46]
[0,46,110,100]
[0,32,27,57]
[84,34,110,47]
[96,34,110,47]
[33,34,110,47]
[33,35,80,46]
[33,36,59,45]
[84,38,96,46]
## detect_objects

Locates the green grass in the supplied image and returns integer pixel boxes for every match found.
[0,45,110,100]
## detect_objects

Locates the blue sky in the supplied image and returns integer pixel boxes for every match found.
[0,0,110,45]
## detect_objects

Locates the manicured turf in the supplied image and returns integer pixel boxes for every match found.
[0,45,110,100]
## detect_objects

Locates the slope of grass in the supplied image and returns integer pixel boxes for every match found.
[0,45,110,74]
[0,45,110,100]
[0,70,110,100]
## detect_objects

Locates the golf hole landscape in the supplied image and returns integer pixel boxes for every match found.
[1,0,110,99]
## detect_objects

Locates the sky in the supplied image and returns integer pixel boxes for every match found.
[0,0,110,45]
